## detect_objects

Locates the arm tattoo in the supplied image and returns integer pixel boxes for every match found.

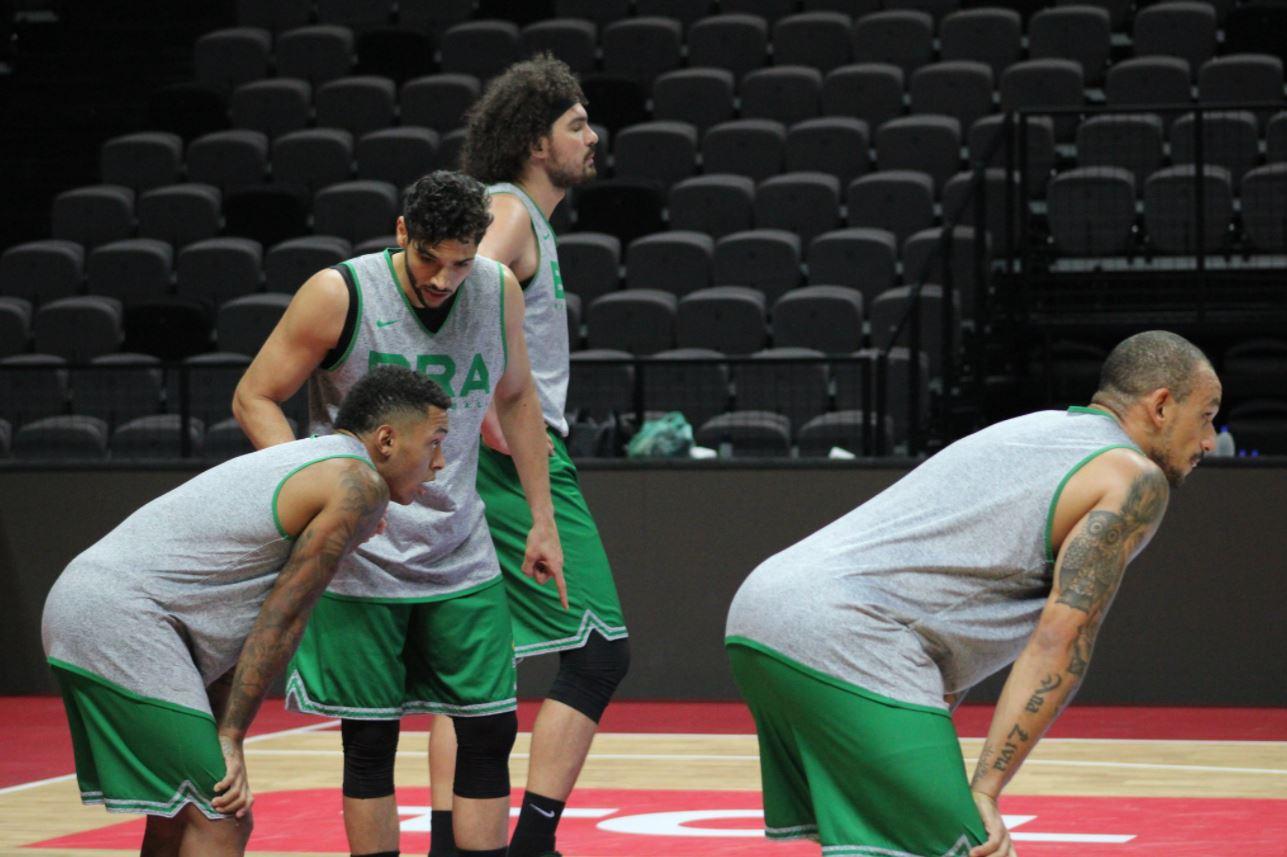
[1067,623,1093,677]
[1024,673,1062,713]
[219,467,388,735]
[1056,467,1167,615]
[990,723,1032,772]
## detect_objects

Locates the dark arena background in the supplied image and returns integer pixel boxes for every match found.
[0,1,1284,854]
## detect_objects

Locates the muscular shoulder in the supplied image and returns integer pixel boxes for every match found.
[275,455,387,537]
[296,266,349,314]
[481,194,537,269]
[1091,448,1168,503]
[1051,447,1169,552]
[488,191,532,230]
[328,457,388,510]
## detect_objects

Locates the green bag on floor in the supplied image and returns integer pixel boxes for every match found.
[626,411,693,458]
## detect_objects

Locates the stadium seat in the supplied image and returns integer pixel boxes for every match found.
[555,233,622,305]
[586,290,678,355]
[821,63,905,131]
[772,285,864,353]
[668,175,756,239]
[712,229,803,303]
[1046,166,1136,255]
[275,25,356,87]
[100,132,184,193]
[33,296,124,361]
[176,237,263,309]
[807,228,898,304]
[625,232,713,298]
[272,129,355,194]
[0,241,84,307]
[676,286,767,354]
[51,185,135,250]
[846,171,935,245]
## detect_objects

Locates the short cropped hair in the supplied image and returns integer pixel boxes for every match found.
[461,53,587,184]
[402,171,493,248]
[1097,330,1212,402]
[335,366,451,434]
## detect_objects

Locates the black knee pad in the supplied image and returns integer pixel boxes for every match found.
[341,718,400,799]
[451,711,517,799]
[548,633,630,724]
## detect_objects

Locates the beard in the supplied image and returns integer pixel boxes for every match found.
[547,155,596,190]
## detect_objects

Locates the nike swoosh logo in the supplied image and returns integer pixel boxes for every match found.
[530,804,556,818]
[376,319,399,328]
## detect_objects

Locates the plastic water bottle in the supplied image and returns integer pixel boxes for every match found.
[1213,426,1236,457]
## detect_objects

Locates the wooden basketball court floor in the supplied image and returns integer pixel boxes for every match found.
[2,699,1285,856]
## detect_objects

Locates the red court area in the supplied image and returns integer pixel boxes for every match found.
[5,698,1287,856]
[5,696,1287,789]
[28,790,1287,856]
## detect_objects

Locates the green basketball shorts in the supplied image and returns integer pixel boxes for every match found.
[726,638,987,857]
[50,659,227,819]
[477,430,627,658]
[286,578,517,719]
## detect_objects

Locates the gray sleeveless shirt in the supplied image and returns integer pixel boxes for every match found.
[42,434,373,715]
[726,408,1140,710]
[308,249,508,600]
[488,182,570,436]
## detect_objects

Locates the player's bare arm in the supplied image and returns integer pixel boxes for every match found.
[232,268,349,449]
[967,453,1169,856]
[211,462,389,817]
[492,267,566,606]
[479,192,540,280]
[478,193,543,455]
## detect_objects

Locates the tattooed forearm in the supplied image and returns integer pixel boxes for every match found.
[1057,467,1167,615]
[989,723,1031,772]
[1025,673,1063,713]
[219,467,387,737]
[1067,623,1093,677]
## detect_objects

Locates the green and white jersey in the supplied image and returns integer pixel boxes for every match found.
[488,182,569,436]
[727,408,1141,711]
[308,249,508,600]
[41,434,374,716]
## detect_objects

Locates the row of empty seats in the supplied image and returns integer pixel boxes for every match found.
[3,218,981,327]
[0,414,277,461]
[180,49,1287,148]
[0,291,290,363]
[0,352,306,429]
[1047,162,1287,254]
[72,101,1287,248]
[205,3,1265,92]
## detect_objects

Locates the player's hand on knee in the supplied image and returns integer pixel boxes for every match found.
[969,790,1017,857]
[212,734,254,818]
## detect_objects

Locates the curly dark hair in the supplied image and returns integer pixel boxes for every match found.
[335,366,451,434]
[402,170,493,247]
[461,53,587,184]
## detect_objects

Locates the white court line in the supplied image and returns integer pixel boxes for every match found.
[400,731,1287,747]
[8,721,1286,796]
[0,718,340,797]
[243,746,1287,777]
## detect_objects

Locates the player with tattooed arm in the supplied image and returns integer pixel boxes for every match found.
[41,367,450,856]
[726,330,1220,857]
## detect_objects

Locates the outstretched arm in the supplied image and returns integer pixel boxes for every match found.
[232,268,348,448]
[492,267,566,608]
[211,463,389,816]
[967,458,1169,856]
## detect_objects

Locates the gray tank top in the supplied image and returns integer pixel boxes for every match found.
[308,248,508,600]
[488,182,569,436]
[726,408,1139,710]
[42,434,372,714]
